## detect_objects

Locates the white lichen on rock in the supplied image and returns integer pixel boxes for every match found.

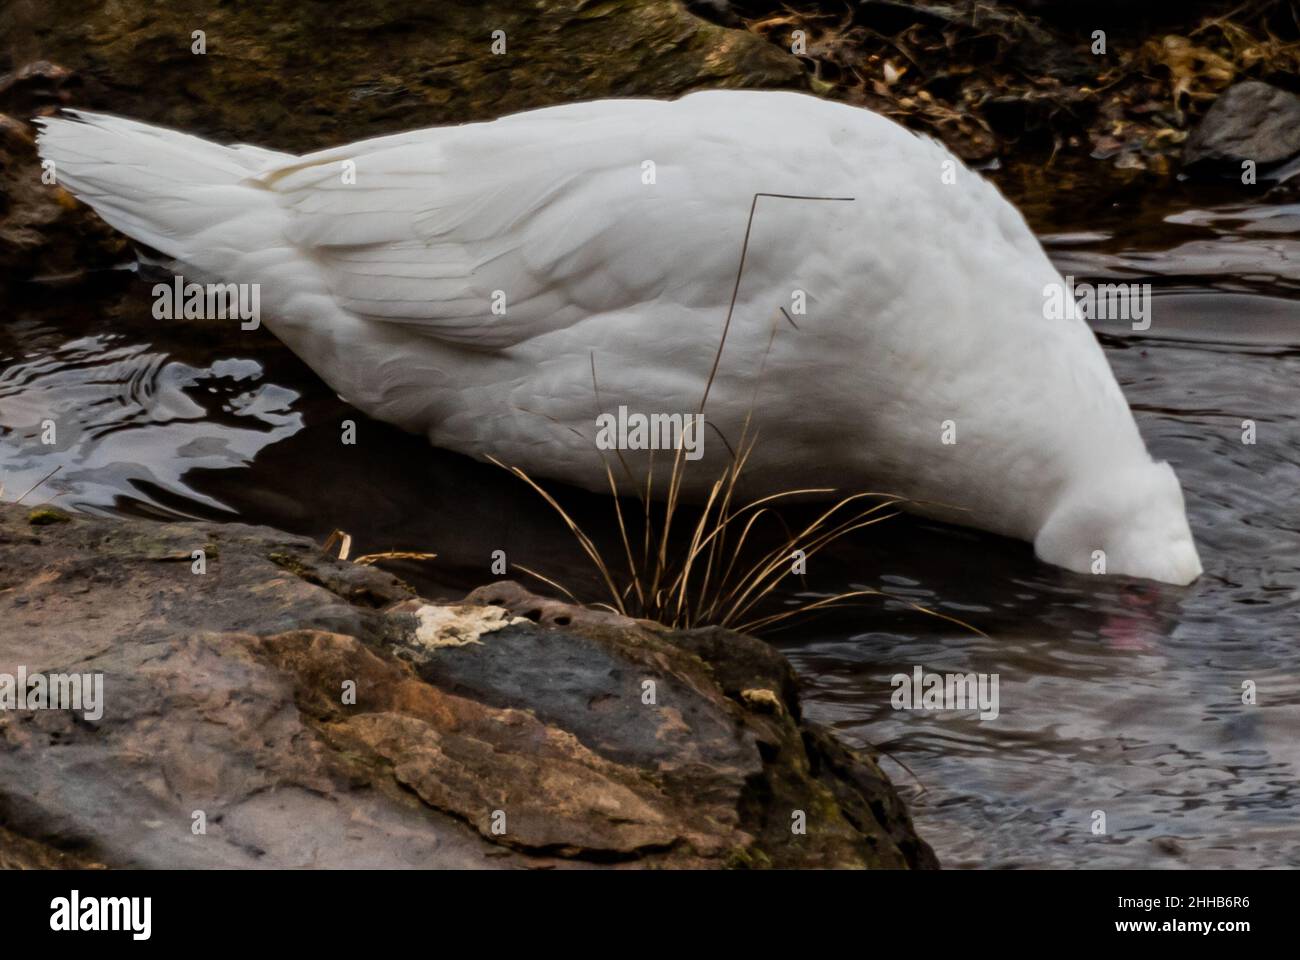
[409,604,528,650]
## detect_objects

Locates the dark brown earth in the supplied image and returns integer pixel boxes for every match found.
[0,0,803,150]
[695,0,1300,172]
[0,501,937,869]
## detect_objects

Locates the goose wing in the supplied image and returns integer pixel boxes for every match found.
[261,96,765,350]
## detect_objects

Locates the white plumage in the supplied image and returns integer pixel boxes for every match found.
[35,91,1202,584]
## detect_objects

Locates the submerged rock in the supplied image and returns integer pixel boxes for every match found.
[1182,81,1300,170]
[0,503,936,869]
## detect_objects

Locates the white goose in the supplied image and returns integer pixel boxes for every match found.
[35,90,1203,584]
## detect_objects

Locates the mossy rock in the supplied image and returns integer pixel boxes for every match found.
[3,0,805,150]
[27,506,71,525]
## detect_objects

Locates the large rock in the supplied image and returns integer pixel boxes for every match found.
[1183,80,1300,169]
[0,503,936,869]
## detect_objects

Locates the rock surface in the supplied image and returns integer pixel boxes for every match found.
[0,502,936,869]
[1182,80,1300,169]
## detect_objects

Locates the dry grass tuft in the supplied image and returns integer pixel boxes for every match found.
[492,433,982,636]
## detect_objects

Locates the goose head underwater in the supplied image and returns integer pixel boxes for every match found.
[1035,461,1202,584]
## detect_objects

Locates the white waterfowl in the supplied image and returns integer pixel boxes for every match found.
[35,91,1202,584]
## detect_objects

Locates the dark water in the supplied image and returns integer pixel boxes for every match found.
[2,180,1298,869]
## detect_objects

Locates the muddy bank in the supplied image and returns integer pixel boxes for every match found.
[0,501,936,869]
